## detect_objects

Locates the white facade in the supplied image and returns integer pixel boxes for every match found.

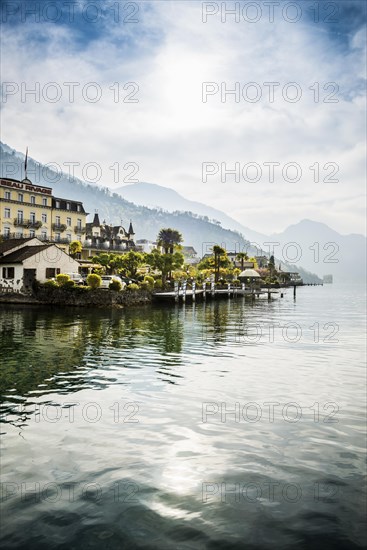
[136,239,157,253]
[0,244,80,292]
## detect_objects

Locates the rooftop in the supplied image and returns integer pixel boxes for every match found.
[0,237,40,256]
[0,245,51,264]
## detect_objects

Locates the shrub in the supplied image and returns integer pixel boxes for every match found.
[139,281,150,291]
[144,275,155,288]
[173,270,187,281]
[56,274,71,286]
[31,279,42,292]
[68,285,89,294]
[154,279,163,290]
[63,280,76,289]
[43,280,58,288]
[87,273,102,289]
[127,283,139,291]
[109,279,122,291]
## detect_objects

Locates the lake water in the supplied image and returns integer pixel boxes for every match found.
[0,284,366,549]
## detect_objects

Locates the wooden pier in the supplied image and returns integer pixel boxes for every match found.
[153,287,280,303]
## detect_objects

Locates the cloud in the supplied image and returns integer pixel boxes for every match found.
[1,0,366,234]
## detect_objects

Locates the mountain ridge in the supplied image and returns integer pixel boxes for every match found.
[2,142,362,282]
[116,182,366,282]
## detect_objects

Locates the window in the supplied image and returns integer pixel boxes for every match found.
[77,235,81,242]
[4,227,10,237]
[4,208,10,218]
[67,234,71,242]
[66,202,70,210]
[55,233,61,242]
[2,267,15,279]
[42,213,47,223]
[77,218,82,230]
[46,267,60,279]
[30,212,36,223]
[67,217,71,226]
[41,231,47,240]
[55,216,60,226]
[17,210,23,222]
[55,200,60,208]
[30,230,35,237]
[18,193,23,202]
[42,198,47,206]
[77,205,81,212]
[5,191,11,200]
[30,196,36,205]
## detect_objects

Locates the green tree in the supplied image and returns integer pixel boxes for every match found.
[146,249,184,285]
[213,245,229,282]
[236,252,249,270]
[268,255,275,277]
[69,240,82,258]
[197,256,215,270]
[119,251,144,278]
[92,253,114,274]
[157,228,183,254]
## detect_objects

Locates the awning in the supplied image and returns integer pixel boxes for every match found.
[239,269,261,278]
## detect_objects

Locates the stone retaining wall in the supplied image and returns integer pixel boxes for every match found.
[0,288,152,308]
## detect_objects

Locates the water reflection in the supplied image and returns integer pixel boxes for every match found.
[0,300,256,424]
[0,285,366,549]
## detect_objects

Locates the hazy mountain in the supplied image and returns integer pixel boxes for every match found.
[117,182,267,244]
[0,142,251,257]
[269,220,366,282]
[117,182,366,283]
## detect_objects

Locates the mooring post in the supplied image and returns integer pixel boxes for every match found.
[293,285,296,299]
[210,275,215,298]
[203,281,206,300]
[192,280,196,302]
[174,281,179,303]
[182,280,187,303]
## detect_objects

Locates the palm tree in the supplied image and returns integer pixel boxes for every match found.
[157,228,183,254]
[236,252,249,270]
[213,245,226,283]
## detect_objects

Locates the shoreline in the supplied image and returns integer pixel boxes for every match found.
[0,288,153,309]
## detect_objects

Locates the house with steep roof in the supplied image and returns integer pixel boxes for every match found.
[82,213,136,259]
[0,238,80,292]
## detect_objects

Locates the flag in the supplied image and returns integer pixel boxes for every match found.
[24,147,28,178]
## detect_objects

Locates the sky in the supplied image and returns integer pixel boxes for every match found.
[1,0,366,235]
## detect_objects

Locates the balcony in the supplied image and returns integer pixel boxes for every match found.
[1,233,74,245]
[3,232,48,241]
[13,219,43,229]
[52,223,67,232]
[74,226,86,234]
[83,240,134,252]
[53,238,71,244]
